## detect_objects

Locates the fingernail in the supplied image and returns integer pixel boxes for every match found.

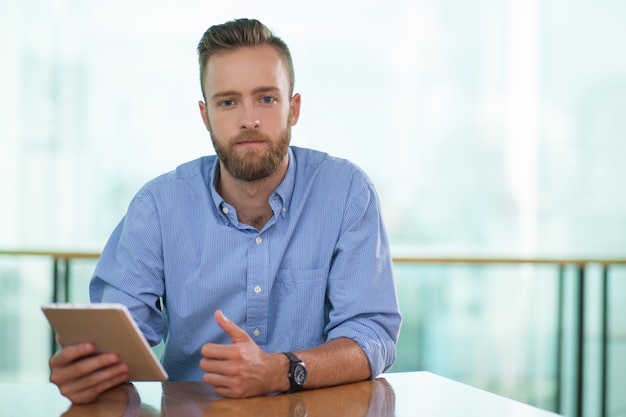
[217,310,229,322]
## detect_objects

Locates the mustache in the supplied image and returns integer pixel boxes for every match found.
[233,130,269,144]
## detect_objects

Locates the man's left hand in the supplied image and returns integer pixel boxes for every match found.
[199,310,286,398]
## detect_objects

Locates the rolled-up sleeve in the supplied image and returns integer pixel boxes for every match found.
[325,171,402,376]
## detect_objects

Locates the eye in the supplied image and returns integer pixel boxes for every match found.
[219,99,235,107]
[260,96,276,104]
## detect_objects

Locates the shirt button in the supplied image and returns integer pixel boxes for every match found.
[255,236,262,244]
[253,329,261,337]
[222,207,229,214]
[281,207,287,213]
[254,285,262,294]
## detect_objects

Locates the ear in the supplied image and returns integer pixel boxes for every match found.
[198,101,211,131]
[289,93,301,126]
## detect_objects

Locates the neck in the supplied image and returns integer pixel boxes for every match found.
[217,155,288,229]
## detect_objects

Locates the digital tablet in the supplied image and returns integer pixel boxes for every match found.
[41,303,168,381]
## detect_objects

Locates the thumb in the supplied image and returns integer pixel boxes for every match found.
[214,310,252,344]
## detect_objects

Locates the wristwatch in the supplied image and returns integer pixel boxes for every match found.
[282,352,307,393]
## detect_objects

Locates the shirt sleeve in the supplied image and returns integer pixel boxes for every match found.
[89,188,167,346]
[325,169,402,377]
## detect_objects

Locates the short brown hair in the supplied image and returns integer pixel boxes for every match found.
[197,18,295,100]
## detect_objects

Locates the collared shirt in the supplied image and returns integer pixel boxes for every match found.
[90,146,401,381]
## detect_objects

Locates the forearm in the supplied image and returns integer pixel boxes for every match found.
[300,337,371,389]
[271,337,371,393]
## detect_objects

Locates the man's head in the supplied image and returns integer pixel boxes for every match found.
[197,18,295,101]
[197,19,301,183]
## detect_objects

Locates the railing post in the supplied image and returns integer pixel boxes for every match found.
[50,257,72,356]
[63,258,71,303]
[51,257,60,356]
[575,264,585,417]
[555,263,565,414]
[600,264,609,417]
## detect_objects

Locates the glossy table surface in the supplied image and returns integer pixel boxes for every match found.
[0,371,560,416]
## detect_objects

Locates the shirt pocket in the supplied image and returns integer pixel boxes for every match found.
[271,268,329,349]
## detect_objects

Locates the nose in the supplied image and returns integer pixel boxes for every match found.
[240,103,260,129]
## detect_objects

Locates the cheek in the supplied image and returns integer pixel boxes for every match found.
[207,112,235,135]
[265,107,292,128]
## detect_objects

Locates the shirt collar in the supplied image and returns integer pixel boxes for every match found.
[274,147,295,218]
[208,147,295,220]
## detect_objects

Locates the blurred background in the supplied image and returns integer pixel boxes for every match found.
[1,0,625,416]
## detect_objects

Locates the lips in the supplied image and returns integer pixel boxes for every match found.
[233,130,269,146]
[236,139,266,144]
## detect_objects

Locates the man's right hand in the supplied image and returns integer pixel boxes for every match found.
[49,341,129,404]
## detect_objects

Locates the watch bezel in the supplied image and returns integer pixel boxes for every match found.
[293,362,307,385]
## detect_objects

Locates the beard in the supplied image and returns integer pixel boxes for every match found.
[211,122,291,182]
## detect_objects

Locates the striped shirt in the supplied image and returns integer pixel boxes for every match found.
[90,146,401,381]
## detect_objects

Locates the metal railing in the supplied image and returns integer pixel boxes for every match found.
[394,256,626,417]
[1,250,625,417]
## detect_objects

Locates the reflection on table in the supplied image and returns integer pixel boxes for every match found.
[0,371,561,417]
[59,377,390,417]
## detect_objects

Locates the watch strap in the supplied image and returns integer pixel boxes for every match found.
[282,351,306,393]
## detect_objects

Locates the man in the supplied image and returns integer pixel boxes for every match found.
[49,18,401,404]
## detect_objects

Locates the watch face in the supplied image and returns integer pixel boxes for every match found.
[294,364,307,386]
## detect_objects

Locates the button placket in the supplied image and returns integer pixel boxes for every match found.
[246,231,268,343]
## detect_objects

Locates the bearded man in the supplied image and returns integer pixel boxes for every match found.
[49,18,401,404]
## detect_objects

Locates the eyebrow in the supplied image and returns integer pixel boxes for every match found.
[211,86,282,101]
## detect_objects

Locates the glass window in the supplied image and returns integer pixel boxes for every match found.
[1,1,624,414]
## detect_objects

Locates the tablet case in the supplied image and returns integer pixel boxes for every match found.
[42,303,168,381]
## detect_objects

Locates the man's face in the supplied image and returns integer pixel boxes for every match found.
[199,44,300,182]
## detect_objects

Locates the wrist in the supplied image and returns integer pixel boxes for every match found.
[270,352,291,393]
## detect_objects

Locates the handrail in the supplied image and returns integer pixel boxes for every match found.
[393,256,626,265]
[0,250,100,259]
[3,249,626,264]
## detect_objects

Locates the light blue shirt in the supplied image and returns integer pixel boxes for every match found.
[90,146,401,381]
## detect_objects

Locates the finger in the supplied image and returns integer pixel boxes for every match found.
[202,372,235,391]
[60,364,129,404]
[51,352,121,386]
[200,343,238,359]
[214,310,252,344]
[199,356,237,375]
[60,362,127,394]
[202,371,252,399]
[71,354,124,380]
[205,375,249,399]
[49,343,95,368]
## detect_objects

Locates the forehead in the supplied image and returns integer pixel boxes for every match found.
[204,44,290,97]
